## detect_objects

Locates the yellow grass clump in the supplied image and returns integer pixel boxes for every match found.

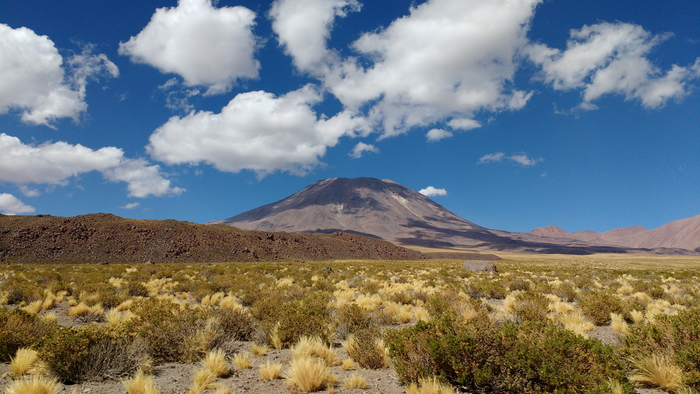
[232,352,252,369]
[559,310,595,338]
[630,310,645,324]
[117,299,134,311]
[259,361,282,382]
[610,313,629,335]
[3,376,61,394]
[355,294,382,311]
[106,308,122,327]
[203,349,230,377]
[68,302,103,318]
[414,306,431,322]
[122,370,161,394]
[10,348,39,377]
[251,343,270,356]
[406,377,455,394]
[22,301,43,315]
[42,293,56,310]
[343,374,368,389]
[341,358,356,371]
[284,356,331,392]
[269,323,283,349]
[291,336,340,366]
[629,353,684,391]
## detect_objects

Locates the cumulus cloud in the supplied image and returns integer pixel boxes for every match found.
[0,133,183,197]
[120,202,140,210]
[527,22,700,108]
[419,186,447,197]
[270,0,360,75]
[349,142,378,158]
[447,118,482,130]
[147,85,370,177]
[19,186,40,197]
[306,0,539,137]
[119,0,259,95]
[477,152,542,166]
[426,129,453,142]
[0,24,118,127]
[0,193,35,214]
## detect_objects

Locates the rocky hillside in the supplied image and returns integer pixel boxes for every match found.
[0,213,427,264]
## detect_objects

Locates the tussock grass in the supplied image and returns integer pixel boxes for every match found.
[22,301,43,315]
[250,343,269,356]
[629,353,684,391]
[341,358,356,371]
[406,377,454,394]
[122,370,161,394]
[10,348,39,376]
[3,376,61,394]
[284,356,331,392]
[291,336,340,366]
[203,349,229,377]
[343,374,367,389]
[232,352,252,369]
[259,360,282,381]
[559,310,595,338]
[610,313,629,335]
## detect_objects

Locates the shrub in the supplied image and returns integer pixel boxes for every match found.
[579,291,622,325]
[512,291,549,323]
[333,304,378,338]
[214,308,254,342]
[0,307,58,362]
[344,329,389,369]
[276,293,331,347]
[386,316,631,393]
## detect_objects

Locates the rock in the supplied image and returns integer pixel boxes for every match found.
[144,259,154,265]
[463,260,497,272]
[322,266,334,273]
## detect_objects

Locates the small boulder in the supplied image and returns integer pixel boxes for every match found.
[463,260,497,273]
[322,266,334,273]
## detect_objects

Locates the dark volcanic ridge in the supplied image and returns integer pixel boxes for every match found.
[0,213,433,264]
[213,177,698,255]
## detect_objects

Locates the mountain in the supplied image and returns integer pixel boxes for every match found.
[213,177,667,254]
[530,215,700,251]
[0,213,426,264]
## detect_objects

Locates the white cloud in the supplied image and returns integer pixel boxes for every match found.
[119,0,259,95]
[0,193,35,214]
[447,118,482,130]
[0,133,183,197]
[317,0,539,137]
[270,0,360,75]
[0,24,118,127]
[477,152,506,164]
[419,186,447,197]
[527,22,700,108]
[349,142,378,158]
[477,151,542,166]
[426,128,453,142]
[120,202,140,210]
[509,153,542,166]
[147,85,370,177]
[19,186,40,197]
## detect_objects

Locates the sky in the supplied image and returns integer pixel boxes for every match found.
[0,0,699,234]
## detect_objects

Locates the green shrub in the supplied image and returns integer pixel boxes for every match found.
[40,324,110,383]
[276,292,331,347]
[579,291,622,325]
[553,282,578,302]
[512,291,549,323]
[334,304,378,337]
[0,307,58,362]
[622,306,700,389]
[386,316,631,393]
[215,308,255,341]
[346,328,387,369]
[1,276,43,304]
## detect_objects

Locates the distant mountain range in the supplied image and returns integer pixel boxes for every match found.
[212,177,699,255]
[530,214,700,252]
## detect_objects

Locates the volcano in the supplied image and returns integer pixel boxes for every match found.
[212,177,668,254]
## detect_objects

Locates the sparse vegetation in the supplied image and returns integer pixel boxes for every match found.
[0,257,698,393]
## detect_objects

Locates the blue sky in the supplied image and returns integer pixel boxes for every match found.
[0,0,698,234]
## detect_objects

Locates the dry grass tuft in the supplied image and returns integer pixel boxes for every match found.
[270,323,283,349]
[250,343,269,356]
[106,308,122,327]
[407,377,454,394]
[10,348,39,377]
[341,358,356,371]
[607,379,626,394]
[630,310,645,324]
[629,353,684,391]
[232,352,252,369]
[3,376,61,394]
[610,313,629,335]
[203,349,230,377]
[116,299,134,312]
[259,361,282,382]
[22,301,43,315]
[343,374,368,389]
[122,370,161,394]
[414,307,431,322]
[291,336,340,366]
[559,310,595,338]
[284,356,331,392]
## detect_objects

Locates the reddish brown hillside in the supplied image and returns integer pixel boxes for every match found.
[0,213,426,264]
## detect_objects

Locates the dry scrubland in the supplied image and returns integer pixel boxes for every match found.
[1,255,700,394]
